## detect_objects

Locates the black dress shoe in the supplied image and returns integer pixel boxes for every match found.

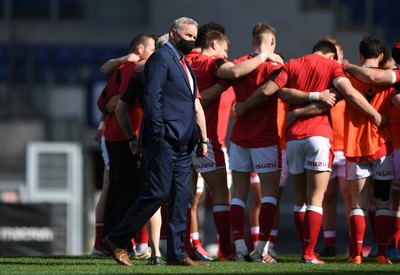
[102,237,134,266]
[148,256,162,265]
[166,257,209,266]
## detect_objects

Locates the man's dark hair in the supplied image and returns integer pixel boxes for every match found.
[129,34,154,52]
[312,40,338,60]
[392,41,400,64]
[379,45,392,67]
[359,36,384,59]
[202,30,229,49]
[252,23,276,46]
[195,21,225,48]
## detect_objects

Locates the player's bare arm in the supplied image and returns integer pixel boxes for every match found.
[234,79,280,116]
[195,98,208,157]
[105,94,121,115]
[100,53,140,75]
[199,83,227,108]
[391,93,400,109]
[278,87,336,107]
[343,61,397,85]
[334,77,384,127]
[115,99,139,155]
[217,51,282,80]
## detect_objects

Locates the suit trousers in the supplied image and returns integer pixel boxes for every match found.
[103,140,145,238]
[107,138,192,262]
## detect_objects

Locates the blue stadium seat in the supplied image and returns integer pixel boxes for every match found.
[0,46,7,64]
[55,47,77,65]
[13,0,50,17]
[0,65,9,82]
[78,47,98,65]
[12,45,28,64]
[33,45,54,64]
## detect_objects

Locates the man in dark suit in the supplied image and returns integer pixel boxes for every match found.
[103,17,209,267]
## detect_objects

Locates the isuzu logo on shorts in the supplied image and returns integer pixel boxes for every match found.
[194,163,214,169]
[255,163,277,169]
[307,161,327,167]
[375,171,393,176]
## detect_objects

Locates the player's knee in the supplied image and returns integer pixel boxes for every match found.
[373,179,392,201]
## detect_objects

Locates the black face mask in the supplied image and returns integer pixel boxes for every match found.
[176,33,195,55]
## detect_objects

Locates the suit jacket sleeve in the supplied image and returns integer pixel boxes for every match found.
[143,51,167,140]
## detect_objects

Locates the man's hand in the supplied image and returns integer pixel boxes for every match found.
[318,89,337,107]
[125,53,140,63]
[129,139,141,155]
[267,52,284,64]
[233,102,247,116]
[196,141,208,158]
[374,113,387,129]
[341,58,350,67]
[285,111,298,127]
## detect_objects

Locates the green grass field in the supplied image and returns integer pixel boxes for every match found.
[0,256,399,275]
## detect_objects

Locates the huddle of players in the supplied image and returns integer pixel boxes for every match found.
[95,19,400,265]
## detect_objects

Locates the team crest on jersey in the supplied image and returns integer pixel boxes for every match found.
[364,87,376,103]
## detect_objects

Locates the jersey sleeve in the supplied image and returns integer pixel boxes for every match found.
[394,82,400,94]
[96,85,108,113]
[332,62,346,79]
[213,58,232,89]
[214,57,226,69]
[394,68,400,83]
[121,71,143,105]
[272,64,288,88]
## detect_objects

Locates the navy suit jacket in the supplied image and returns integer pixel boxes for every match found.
[139,42,198,152]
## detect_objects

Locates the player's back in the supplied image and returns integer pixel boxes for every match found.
[283,54,341,92]
[275,54,344,142]
[344,69,394,157]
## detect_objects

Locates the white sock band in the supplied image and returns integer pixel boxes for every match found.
[261,196,277,205]
[231,198,246,208]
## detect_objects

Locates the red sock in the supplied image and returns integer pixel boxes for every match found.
[393,212,400,248]
[230,203,245,241]
[376,209,391,256]
[258,200,277,242]
[323,230,336,247]
[293,205,306,252]
[350,209,366,257]
[213,205,234,257]
[269,229,278,244]
[388,214,396,248]
[191,234,202,248]
[368,209,376,243]
[216,235,221,257]
[94,222,104,250]
[135,225,149,245]
[160,202,168,240]
[303,206,323,258]
[251,227,260,247]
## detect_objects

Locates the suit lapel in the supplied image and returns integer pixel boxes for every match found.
[165,45,195,95]
[176,57,191,89]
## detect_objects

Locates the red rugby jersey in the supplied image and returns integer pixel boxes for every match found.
[190,54,228,142]
[97,62,142,142]
[230,55,282,148]
[274,54,345,142]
